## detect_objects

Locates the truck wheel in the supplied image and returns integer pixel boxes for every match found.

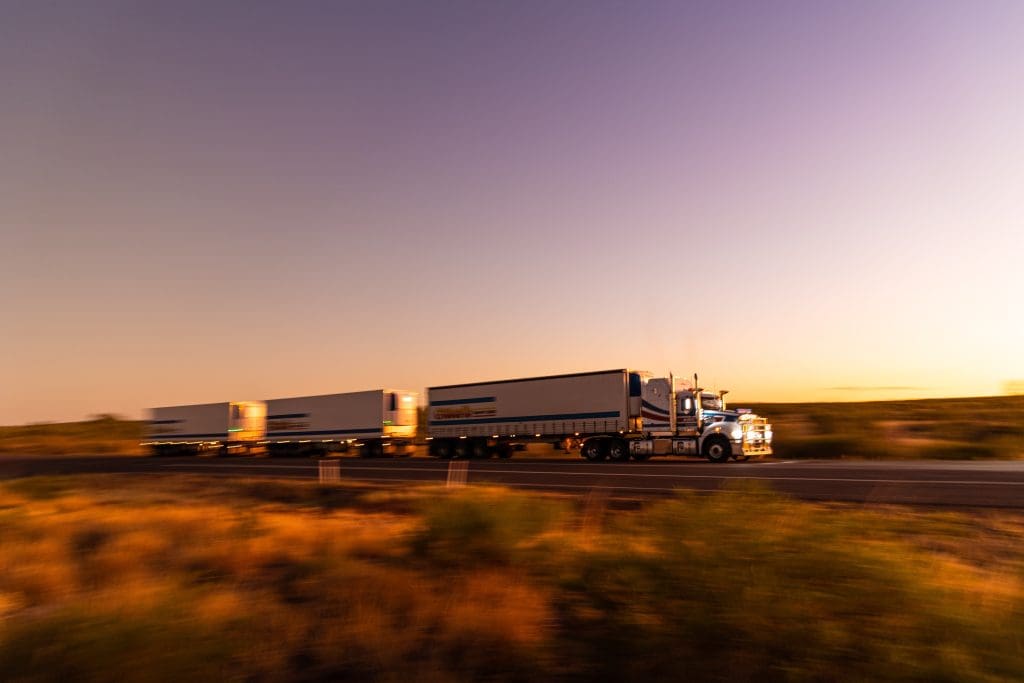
[702,435,731,463]
[495,443,513,459]
[581,439,606,462]
[453,440,471,459]
[430,440,453,459]
[607,438,629,462]
[470,439,489,459]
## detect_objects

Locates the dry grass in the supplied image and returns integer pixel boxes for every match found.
[2,475,1024,681]
[0,416,144,456]
[744,394,1024,460]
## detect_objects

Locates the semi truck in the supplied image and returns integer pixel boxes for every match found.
[263,389,418,456]
[426,369,772,462]
[144,401,267,455]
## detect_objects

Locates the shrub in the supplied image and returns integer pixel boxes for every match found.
[412,489,568,566]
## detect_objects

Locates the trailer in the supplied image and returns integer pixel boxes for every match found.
[145,401,266,455]
[263,389,418,457]
[427,369,772,462]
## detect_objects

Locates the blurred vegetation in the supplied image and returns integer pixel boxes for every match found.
[744,395,1024,460]
[0,415,144,456]
[2,474,1024,681]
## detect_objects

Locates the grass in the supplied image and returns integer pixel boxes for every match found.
[2,475,1024,681]
[743,394,1024,460]
[0,416,144,456]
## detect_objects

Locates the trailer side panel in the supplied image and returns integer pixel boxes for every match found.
[428,370,629,439]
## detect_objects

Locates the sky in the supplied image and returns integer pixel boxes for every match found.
[2,0,1023,423]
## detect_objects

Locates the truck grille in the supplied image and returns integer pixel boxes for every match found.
[741,417,773,457]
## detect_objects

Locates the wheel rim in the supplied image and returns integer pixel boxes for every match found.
[706,439,730,461]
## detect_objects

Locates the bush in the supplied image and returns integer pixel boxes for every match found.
[0,604,239,683]
[553,485,1024,681]
[412,489,568,566]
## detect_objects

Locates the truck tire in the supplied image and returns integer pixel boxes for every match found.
[607,438,628,462]
[453,439,471,459]
[702,435,731,463]
[430,439,453,459]
[495,443,513,459]
[470,439,489,459]
[581,439,606,462]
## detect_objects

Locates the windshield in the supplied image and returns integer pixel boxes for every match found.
[701,394,723,411]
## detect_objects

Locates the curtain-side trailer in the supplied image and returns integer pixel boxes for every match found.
[263,389,418,456]
[145,401,266,455]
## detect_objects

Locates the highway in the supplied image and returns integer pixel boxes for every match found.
[3,454,1024,508]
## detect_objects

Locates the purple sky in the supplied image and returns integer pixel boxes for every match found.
[3,1,1023,423]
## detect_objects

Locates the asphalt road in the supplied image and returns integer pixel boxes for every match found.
[3,454,1024,508]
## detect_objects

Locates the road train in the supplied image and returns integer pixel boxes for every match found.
[144,369,772,462]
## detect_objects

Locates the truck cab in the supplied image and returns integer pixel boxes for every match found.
[639,375,772,461]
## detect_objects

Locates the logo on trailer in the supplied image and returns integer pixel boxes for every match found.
[434,406,497,420]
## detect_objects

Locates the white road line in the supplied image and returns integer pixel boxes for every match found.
[161,463,318,470]
[156,463,1024,486]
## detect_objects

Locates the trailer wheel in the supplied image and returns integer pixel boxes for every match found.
[453,440,471,459]
[702,435,731,463]
[607,438,629,462]
[581,439,606,462]
[470,439,489,459]
[495,443,513,459]
[430,439,453,459]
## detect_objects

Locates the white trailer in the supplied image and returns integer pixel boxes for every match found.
[264,389,418,457]
[145,401,266,455]
[427,369,772,462]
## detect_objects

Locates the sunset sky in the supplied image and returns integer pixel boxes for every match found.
[3,1,1023,424]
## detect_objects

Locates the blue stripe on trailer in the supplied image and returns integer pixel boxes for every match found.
[429,396,496,406]
[429,410,620,426]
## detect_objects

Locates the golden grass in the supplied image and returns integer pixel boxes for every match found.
[0,416,144,456]
[745,394,1024,459]
[2,474,1024,681]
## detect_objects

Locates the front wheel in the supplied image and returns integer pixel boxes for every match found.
[702,435,731,463]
